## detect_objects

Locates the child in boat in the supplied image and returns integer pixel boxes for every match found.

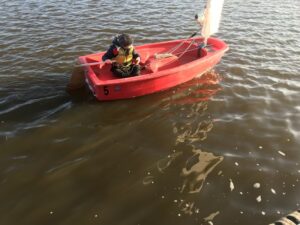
[102,34,141,78]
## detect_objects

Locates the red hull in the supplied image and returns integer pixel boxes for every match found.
[78,37,228,101]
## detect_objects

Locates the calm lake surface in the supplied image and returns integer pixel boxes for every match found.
[1,0,300,224]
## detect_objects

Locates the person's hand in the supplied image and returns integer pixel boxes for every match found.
[135,57,141,65]
[104,59,112,64]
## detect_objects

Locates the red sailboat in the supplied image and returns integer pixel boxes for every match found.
[74,0,228,101]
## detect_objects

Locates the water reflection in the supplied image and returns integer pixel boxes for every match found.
[168,70,222,105]
[1,0,300,224]
[181,150,223,194]
[144,148,223,218]
[142,73,223,222]
[157,152,183,173]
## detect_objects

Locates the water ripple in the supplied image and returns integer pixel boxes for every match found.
[1,0,300,224]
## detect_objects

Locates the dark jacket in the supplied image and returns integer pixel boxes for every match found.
[102,36,140,61]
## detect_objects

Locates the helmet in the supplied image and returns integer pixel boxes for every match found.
[118,34,133,48]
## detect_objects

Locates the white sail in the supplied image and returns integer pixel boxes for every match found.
[201,0,224,39]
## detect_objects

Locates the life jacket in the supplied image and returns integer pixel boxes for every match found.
[113,46,134,67]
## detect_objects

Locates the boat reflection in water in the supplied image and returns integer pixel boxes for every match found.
[168,70,222,104]
[142,71,224,222]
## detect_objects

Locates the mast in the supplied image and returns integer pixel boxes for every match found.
[198,0,224,44]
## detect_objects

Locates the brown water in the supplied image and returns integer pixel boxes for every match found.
[1,0,300,225]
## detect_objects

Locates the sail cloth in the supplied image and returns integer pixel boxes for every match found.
[201,0,224,40]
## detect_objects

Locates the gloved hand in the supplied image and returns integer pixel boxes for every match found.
[133,57,141,65]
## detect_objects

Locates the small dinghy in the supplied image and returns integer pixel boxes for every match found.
[78,37,228,101]
[71,0,228,101]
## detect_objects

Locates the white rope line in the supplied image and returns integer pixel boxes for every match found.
[175,40,196,60]
[149,43,213,63]
[166,39,189,55]
[154,39,197,69]
[162,36,199,55]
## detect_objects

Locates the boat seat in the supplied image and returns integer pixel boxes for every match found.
[144,54,179,73]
